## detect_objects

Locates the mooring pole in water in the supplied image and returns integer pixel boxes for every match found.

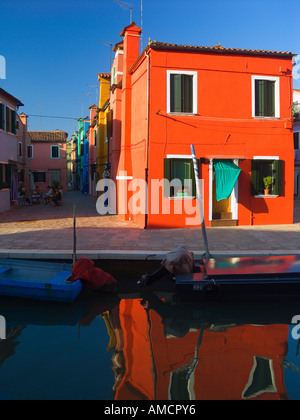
[73,205,77,265]
[190,144,210,263]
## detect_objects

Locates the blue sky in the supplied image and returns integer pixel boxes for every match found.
[0,0,299,137]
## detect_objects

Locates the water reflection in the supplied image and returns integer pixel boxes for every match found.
[1,292,300,400]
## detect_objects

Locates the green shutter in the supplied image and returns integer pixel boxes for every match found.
[273,160,283,196]
[6,107,10,132]
[255,80,275,117]
[170,74,182,112]
[11,110,16,134]
[251,160,260,195]
[164,158,171,197]
[182,75,193,113]
[191,159,198,197]
[0,104,4,130]
[5,164,11,186]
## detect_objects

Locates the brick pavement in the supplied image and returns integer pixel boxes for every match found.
[0,191,299,259]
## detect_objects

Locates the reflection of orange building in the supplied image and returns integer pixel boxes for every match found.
[115,299,289,400]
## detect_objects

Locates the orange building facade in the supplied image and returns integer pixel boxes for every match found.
[109,23,295,229]
[113,298,289,401]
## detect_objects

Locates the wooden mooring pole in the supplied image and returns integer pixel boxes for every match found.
[73,205,77,266]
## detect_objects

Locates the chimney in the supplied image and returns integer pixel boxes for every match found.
[19,113,28,128]
[120,22,142,84]
[119,22,142,174]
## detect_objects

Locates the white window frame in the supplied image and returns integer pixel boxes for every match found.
[165,154,196,199]
[252,155,280,198]
[167,70,198,115]
[251,75,280,119]
[51,145,60,159]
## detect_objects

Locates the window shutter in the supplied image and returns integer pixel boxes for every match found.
[251,160,260,195]
[164,158,171,197]
[170,74,182,112]
[6,107,10,132]
[11,110,17,134]
[106,111,112,138]
[182,75,193,113]
[0,104,4,130]
[5,164,11,185]
[294,132,299,150]
[273,159,283,196]
[190,159,198,197]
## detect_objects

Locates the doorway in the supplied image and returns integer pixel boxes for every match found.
[209,159,239,226]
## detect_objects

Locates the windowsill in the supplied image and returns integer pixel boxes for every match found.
[168,112,197,116]
[253,116,280,120]
[254,194,279,198]
[168,196,195,200]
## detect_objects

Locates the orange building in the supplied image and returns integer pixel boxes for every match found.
[113,298,289,401]
[108,23,295,229]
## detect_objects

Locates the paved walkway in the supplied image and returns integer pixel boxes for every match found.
[0,191,299,260]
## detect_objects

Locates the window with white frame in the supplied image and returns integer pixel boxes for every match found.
[252,76,280,118]
[167,70,197,114]
[51,145,60,159]
[163,155,197,197]
[251,156,283,196]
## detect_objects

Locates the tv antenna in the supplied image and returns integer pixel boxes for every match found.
[113,0,133,23]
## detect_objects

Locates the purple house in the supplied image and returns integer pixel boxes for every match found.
[0,88,23,212]
[294,89,300,197]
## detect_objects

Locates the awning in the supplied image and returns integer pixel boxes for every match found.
[213,160,241,201]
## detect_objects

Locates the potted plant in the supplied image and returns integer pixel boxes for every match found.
[176,188,188,197]
[263,176,272,195]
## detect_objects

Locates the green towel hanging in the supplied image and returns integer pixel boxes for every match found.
[213,160,241,201]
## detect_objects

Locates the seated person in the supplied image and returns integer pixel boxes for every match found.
[51,187,62,207]
[44,186,53,204]
[35,186,42,198]
[19,187,31,205]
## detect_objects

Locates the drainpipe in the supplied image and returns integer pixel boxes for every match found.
[144,48,150,229]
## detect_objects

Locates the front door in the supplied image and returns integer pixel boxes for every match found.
[209,159,239,223]
[212,175,232,220]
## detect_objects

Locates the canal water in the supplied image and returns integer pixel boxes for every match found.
[1,288,300,400]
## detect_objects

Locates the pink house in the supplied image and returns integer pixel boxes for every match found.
[28,130,68,192]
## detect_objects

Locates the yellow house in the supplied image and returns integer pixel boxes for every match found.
[97,73,111,180]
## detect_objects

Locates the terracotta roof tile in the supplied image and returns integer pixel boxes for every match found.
[149,41,294,58]
[28,130,68,143]
[98,73,110,80]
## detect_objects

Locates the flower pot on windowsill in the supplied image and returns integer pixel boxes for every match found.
[177,192,188,197]
[264,189,270,195]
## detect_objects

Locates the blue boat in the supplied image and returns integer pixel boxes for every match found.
[0,259,82,303]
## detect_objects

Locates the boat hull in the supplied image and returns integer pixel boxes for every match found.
[0,259,82,303]
[175,255,300,301]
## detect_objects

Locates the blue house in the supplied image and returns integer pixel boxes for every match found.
[80,118,90,195]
